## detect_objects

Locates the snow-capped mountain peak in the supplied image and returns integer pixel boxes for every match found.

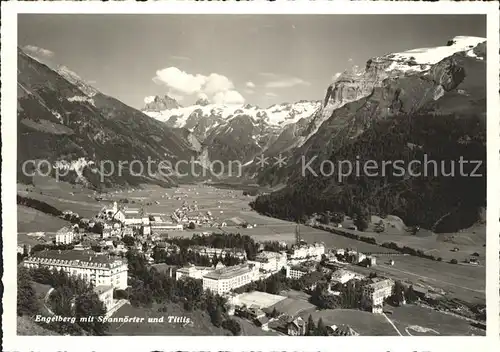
[142,100,321,132]
[381,36,486,73]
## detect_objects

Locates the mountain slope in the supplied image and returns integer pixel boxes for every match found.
[251,36,486,233]
[18,49,200,189]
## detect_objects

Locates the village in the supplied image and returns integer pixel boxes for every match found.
[17,185,486,336]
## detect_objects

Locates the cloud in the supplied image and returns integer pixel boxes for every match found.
[23,45,54,58]
[245,89,255,95]
[213,90,245,105]
[259,72,280,78]
[265,77,310,89]
[265,92,278,98]
[169,55,191,61]
[154,67,205,95]
[246,81,256,89]
[348,58,353,63]
[153,67,245,104]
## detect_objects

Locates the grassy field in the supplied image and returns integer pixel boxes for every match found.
[299,309,398,336]
[388,305,485,336]
[340,215,486,263]
[267,297,316,317]
[109,302,230,336]
[345,258,484,304]
[297,305,483,336]
[17,316,59,336]
[18,205,70,233]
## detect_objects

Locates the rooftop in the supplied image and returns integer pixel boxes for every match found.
[365,279,393,291]
[93,285,113,295]
[27,250,123,266]
[56,227,73,234]
[203,264,252,280]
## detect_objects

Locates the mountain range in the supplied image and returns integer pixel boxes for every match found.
[142,97,321,166]
[17,36,487,232]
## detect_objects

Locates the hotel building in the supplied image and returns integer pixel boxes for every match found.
[22,250,128,290]
[202,264,253,295]
[55,227,75,245]
[175,264,213,281]
[362,279,394,313]
[288,243,325,263]
[249,251,287,273]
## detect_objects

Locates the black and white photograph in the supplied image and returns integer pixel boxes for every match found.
[2,2,499,348]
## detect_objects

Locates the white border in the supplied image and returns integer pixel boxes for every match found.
[2,1,499,351]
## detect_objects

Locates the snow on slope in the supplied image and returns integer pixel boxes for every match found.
[384,36,486,73]
[143,101,321,129]
[56,65,99,97]
[298,36,486,148]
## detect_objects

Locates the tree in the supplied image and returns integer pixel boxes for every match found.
[17,267,39,316]
[353,207,370,232]
[222,319,241,336]
[306,314,316,336]
[270,307,279,318]
[211,306,224,327]
[392,280,405,306]
[74,292,109,335]
[188,222,196,230]
[211,253,219,266]
[374,220,385,233]
[121,235,135,247]
[316,318,328,336]
[405,285,418,304]
[450,259,458,264]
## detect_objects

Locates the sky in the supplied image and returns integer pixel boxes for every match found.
[18,14,486,110]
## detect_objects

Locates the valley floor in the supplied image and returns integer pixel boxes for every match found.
[16,178,486,334]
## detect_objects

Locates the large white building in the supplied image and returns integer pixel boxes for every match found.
[202,264,254,295]
[288,243,325,263]
[190,246,246,261]
[123,208,143,226]
[285,262,317,280]
[23,250,128,290]
[55,227,75,245]
[93,285,114,312]
[176,264,213,281]
[249,251,287,273]
[362,279,394,313]
[330,269,362,285]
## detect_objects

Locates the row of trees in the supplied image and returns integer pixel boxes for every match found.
[166,233,260,260]
[17,195,62,217]
[153,247,244,268]
[305,315,330,336]
[389,281,418,306]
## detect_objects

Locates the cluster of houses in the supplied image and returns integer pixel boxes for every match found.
[171,203,228,228]
[98,201,184,237]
